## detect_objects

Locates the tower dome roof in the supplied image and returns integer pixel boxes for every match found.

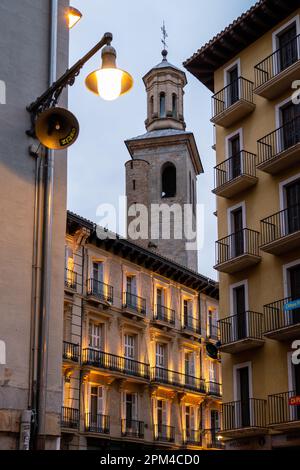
[144,49,186,80]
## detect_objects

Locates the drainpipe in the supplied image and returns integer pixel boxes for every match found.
[36,0,58,447]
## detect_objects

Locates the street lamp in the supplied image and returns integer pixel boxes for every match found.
[66,6,82,29]
[27,32,133,149]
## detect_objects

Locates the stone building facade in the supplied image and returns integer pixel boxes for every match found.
[61,212,221,450]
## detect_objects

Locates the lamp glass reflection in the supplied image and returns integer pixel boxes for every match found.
[96,68,123,101]
[67,7,82,29]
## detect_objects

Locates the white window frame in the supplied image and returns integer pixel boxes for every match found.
[230,279,249,339]
[283,258,300,326]
[275,96,296,154]
[233,361,253,427]
[227,201,246,236]
[278,171,300,237]
[88,321,103,351]
[272,16,300,76]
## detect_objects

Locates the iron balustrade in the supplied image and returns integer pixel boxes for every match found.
[261,204,300,246]
[87,278,113,303]
[61,407,79,429]
[154,304,175,325]
[268,390,300,425]
[264,296,300,334]
[212,77,254,119]
[82,348,150,379]
[183,429,202,446]
[222,399,267,431]
[154,424,175,443]
[218,311,264,345]
[215,229,260,265]
[214,151,257,190]
[123,291,146,315]
[151,367,206,393]
[121,419,144,438]
[203,429,224,449]
[206,324,220,341]
[257,116,300,166]
[63,341,80,362]
[207,381,222,397]
[255,33,300,88]
[65,268,77,289]
[85,412,110,434]
[182,315,201,335]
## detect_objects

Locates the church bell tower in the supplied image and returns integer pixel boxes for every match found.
[125,37,203,272]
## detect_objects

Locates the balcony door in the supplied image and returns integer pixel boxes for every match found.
[185,352,195,388]
[157,399,168,437]
[280,102,300,151]
[156,343,167,381]
[288,264,300,325]
[88,321,103,351]
[278,23,298,72]
[125,392,137,425]
[229,134,241,180]
[237,367,250,427]
[233,285,247,340]
[124,334,136,374]
[185,405,195,440]
[211,410,220,444]
[231,207,244,257]
[90,386,104,429]
[285,179,300,235]
[156,287,165,317]
[227,65,239,107]
[126,275,137,307]
[92,261,104,296]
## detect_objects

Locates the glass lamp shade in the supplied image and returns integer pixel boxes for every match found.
[67,7,82,29]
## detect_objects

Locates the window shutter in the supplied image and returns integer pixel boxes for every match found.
[132,393,138,420]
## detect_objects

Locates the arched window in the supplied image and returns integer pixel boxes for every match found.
[150,95,154,117]
[161,163,176,198]
[159,92,166,118]
[172,93,177,118]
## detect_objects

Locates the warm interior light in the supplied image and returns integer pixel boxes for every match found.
[67,7,82,29]
[95,68,123,101]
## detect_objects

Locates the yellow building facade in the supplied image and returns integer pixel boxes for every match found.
[185,0,300,450]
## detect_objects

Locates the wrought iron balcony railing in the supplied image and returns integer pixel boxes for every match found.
[212,77,254,119]
[85,412,110,434]
[255,33,300,88]
[261,204,300,247]
[82,348,150,380]
[206,324,220,341]
[87,278,113,303]
[154,424,175,443]
[121,419,144,438]
[215,229,260,265]
[222,399,267,431]
[257,116,300,166]
[151,367,206,394]
[264,296,300,334]
[183,429,202,446]
[206,381,222,397]
[268,390,300,426]
[219,311,264,345]
[154,304,175,325]
[123,291,146,315]
[61,406,79,429]
[65,268,77,290]
[203,429,224,449]
[214,151,257,190]
[63,341,80,362]
[182,315,201,335]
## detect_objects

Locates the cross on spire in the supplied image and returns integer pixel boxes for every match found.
[161,21,168,52]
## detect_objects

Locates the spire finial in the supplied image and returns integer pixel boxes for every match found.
[161,21,168,60]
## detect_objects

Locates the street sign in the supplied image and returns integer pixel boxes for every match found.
[283,299,300,311]
[289,396,300,406]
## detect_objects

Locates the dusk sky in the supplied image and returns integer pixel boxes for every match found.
[68,0,257,279]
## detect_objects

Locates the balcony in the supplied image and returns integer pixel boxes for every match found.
[183,429,202,447]
[206,324,220,342]
[181,315,201,337]
[222,399,267,438]
[153,304,175,327]
[218,311,264,354]
[87,278,113,304]
[206,381,222,398]
[122,291,146,317]
[264,297,300,341]
[203,429,225,450]
[151,367,206,394]
[64,268,77,291]
[260,204,300,255]
[85,413,110,434]
[257,116,300,174]
[61,407,79,430]
[154,424,175,443]
[214,229,261,274]
[211,77,255,128]
[254,34,300,99]
[63,341,80,363]
[213,151,258,199]
[121,419,144,439]
[268,391,300,431]
[82,348,150,380]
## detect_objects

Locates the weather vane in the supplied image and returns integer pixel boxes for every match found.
[161,21,168,51]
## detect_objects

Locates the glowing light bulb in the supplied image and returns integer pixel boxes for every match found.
[96,68,123,101]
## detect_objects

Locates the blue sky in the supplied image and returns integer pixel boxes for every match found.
[68,0,257,279]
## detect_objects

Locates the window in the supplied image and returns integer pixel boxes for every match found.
[226,64,239,106]
[279,102,300,151]
[88,322,103,350]
[90,386,104,420]
[172,93,177,118]
[124,392,138,422]
[229,134,241,179]
[161,163,176,198]
[150,95,154,117]
[184,352,195,377]
[183,299,193,325]
[236,366,251,427]
[277,23,298,72]
[185,405,196,437]
[159,92,166,118]
[126,275,137,294]
[132,179,136,190]
[157,399,168,427]
[124,334,136,359]
[156,343,167,380]
[156,288,165,318]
